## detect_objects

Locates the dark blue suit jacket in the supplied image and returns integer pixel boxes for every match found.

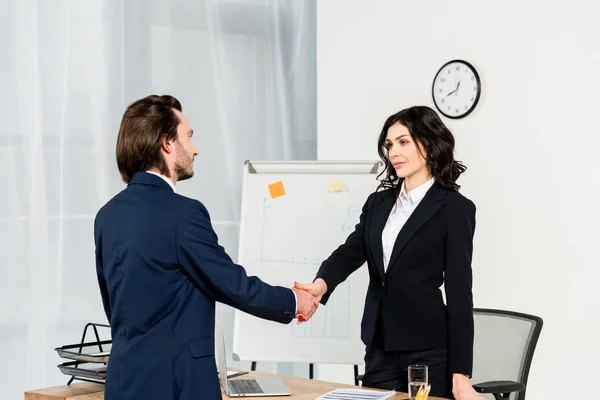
[94,172,295,399]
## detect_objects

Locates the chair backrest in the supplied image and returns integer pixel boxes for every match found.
[472,308,543,400]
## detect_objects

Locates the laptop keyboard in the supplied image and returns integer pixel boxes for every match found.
[229,379,264,394]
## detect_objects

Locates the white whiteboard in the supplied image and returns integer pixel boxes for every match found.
[232,161,382,365]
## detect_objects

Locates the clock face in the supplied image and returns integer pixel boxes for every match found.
[432,60,481,119]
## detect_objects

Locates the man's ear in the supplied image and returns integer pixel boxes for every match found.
[161,134,174,154]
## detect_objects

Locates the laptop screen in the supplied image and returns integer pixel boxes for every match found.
[215,326,229,391]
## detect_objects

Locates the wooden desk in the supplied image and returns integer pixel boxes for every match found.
[24,370,447,400]
[227,370,446,400]
[23,382,104,400]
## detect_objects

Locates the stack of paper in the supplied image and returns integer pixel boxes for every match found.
[317,388,396,400]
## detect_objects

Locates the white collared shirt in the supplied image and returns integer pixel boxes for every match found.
[381,177,435,271]
[146,171,176,193]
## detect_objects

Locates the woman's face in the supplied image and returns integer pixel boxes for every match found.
[385,123,428,180]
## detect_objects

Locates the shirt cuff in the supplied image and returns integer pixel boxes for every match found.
[292,290,298,316]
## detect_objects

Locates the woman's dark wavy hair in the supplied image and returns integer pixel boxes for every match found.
[376,105,466,192]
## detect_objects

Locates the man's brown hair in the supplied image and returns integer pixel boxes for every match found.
[116,95,182,183]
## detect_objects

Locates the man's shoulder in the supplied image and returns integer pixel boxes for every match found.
[172,193,204,210]
[174,194,211,219]
[95,188,208,227]
[173,192,198,205]
[94,191,122,222]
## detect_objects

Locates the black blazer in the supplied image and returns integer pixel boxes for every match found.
[315,180,476,376]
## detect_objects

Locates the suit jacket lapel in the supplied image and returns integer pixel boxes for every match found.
[386,182,447,277]
[368,188,397,283]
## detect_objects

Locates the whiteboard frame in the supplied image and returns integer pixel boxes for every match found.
[245,160,381,175]
[232,160,383,365]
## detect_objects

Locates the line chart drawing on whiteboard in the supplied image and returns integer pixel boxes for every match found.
[254,196,361,340]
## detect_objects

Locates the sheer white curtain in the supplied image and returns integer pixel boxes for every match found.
[0,0,316,397]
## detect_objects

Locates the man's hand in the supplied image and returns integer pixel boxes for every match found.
[452,374,486,400]
[291,286,319,324]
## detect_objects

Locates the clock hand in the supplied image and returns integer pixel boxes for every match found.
[445,89,457,97]
[455,69,460,91]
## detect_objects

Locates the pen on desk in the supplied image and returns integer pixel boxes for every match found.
[422,384,431,399]
[415,384,431,400]
[415,385,424,400]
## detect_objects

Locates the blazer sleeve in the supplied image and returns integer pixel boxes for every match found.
[176,200,295,324]
[444,198,476,376]
[94,219,112,323]
[315,193,372,305]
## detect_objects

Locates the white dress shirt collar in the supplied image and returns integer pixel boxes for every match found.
[146,171,176,193]
[382,176,436,271]
[398,177,435,207]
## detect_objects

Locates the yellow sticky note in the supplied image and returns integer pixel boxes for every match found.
[268,181,286,199]
[328,180,345,193]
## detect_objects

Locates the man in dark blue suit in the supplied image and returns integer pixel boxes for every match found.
[94,95,319,400]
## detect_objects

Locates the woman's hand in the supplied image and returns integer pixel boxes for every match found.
[452,374,486,400]
[293,278,327,300]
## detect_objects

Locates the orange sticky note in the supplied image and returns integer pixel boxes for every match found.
[268,181,286,199]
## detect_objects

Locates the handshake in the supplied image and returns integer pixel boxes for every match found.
[290,278,328,325]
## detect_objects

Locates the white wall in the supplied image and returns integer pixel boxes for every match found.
[315,1,600,399]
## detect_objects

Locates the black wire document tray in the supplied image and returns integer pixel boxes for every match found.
[55,340,112,363]
[58,361,107,382]
[56,322,111,385]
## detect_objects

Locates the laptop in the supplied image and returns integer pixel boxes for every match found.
[215,327,292,397]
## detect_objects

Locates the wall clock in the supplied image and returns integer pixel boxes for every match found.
[432,59,481,119]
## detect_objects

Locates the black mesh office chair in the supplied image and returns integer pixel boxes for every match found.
[471,308,543,400]
[354,308,543,400]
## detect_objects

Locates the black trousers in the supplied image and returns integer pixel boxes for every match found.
[361,319,453,399]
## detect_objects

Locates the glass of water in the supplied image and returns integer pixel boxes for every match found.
[408,365,428,400]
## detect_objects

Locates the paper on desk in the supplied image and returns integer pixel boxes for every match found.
[317,388,396,400]
[217,370,247,378]
[88,351,110,356]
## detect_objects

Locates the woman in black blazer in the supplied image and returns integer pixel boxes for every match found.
[295,106,483,400]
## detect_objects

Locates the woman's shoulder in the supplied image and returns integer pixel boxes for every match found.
[353,185,395,213]
[369,184,397,201]
[442,186,476,212]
